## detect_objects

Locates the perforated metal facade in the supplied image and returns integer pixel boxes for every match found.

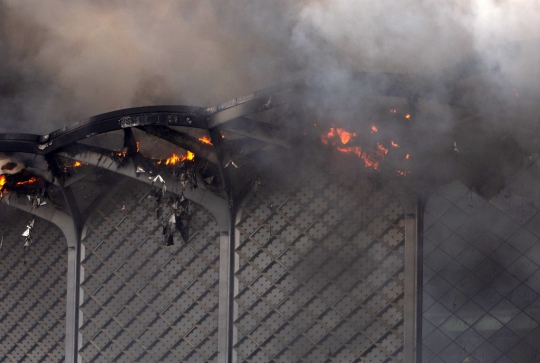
[423,176,540,362]
[0,205,67,363]
[79,178,220,362]
[234,172,407,362]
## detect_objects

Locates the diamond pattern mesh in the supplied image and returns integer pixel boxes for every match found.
[234,172,406,362]
[0,204,67,363]
[79,179,220,362]
[423,179,540,363]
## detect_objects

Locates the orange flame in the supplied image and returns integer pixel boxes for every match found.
[321,127,357,145]
[371,126,378,133]
[161,151,195,165]
[391,141,400,148]
[321,127,389,170]
[165,153,181,165]
[198,136,213,145]
[16,177,38,186]
[405,114,411,119]
[0,175,6,190]
[336,128,356,145]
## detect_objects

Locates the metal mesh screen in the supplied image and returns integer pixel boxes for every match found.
[234,172,406,362]
[79,179,220,362]
[423,179,540,362]
[0,204,67,363]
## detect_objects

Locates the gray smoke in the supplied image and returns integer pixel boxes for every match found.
[0,0,539,137]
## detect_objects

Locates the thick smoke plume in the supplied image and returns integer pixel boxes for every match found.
[0,0,539,136]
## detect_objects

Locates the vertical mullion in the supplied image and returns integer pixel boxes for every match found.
[404,197,422,363]
[218,230,233,363]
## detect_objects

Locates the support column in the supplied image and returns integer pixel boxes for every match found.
[64,232,82,363]
[60,186,85,363]
[217,230,233,363]
[403,197,422,363]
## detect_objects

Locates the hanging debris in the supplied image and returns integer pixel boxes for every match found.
[253,177,263,195]
[155,193,192,246]
[22,219,35,264]
[136,166,146,174]
[162,213,175,246]
[28,193,47,211]
[174,196,191,244]
[224,159,240,169]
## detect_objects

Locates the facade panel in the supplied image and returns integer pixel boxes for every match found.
[79,179,220,362]
[234,171,406,362]
[0,205,67,363]
[422,179,540,362]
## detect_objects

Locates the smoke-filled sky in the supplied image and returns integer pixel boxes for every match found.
[0,0,539,134]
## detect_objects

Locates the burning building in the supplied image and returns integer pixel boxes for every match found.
[1,49,540,363]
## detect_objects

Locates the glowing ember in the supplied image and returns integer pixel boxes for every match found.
[389,109,397,114]
[325,127,336,141]
[396,170,410,177]
[198,136,213,145]
[116,149,128,157]
[371,126,378,133]
[377,144,389,155]
[66,160,87,168]
[513,88,520,98]
[336,128,356,145]
[16,177,38,186]
[391,140,400,148]
[337,146,363,157]
[406,154,410,159]
[405,114,411,119]
[136,141,140,152]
